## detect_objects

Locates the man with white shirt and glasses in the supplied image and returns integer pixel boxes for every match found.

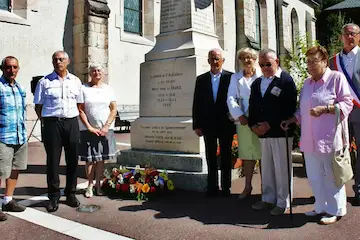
[0,56,27,221]
[329,23,360,206]
[248,49,297,215]
[34,51,83,212]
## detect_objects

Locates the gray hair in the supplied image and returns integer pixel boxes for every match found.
[89,64,103,72]
[259,49,278,60]
[208,48,224,59]
[237,47,258,60]
[0,56,19,70]
[342,23,360,33]
[52,51,69,59]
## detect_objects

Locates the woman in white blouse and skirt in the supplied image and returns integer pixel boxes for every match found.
[78,64,119,198]
[227,48,262,200]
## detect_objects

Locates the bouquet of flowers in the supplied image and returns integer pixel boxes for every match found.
[102,166,174,201]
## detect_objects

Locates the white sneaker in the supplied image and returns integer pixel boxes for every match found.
[85,186,93,198]
[319,215,338,225]
[305,210,324,217]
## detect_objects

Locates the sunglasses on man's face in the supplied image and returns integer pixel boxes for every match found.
[259,63,272,68]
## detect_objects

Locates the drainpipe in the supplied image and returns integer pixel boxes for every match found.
[274,0,280,56]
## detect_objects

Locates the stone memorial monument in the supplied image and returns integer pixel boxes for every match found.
[118,0,234,191]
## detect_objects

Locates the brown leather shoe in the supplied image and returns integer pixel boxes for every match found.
[2,200,26,212]
[0,210,7,221]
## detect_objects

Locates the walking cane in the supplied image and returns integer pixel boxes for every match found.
[285,129,293,220]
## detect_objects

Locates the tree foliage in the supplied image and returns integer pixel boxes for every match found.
[283,35,315,150]
[316,0,351,56]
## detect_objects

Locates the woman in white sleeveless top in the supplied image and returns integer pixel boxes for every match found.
[227,48,262,200]
[78,64,119,198]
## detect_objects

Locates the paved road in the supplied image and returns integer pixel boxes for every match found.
[1,133,360,240]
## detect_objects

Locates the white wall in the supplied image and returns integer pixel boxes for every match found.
[0,0,72,104]
[107,0,161,110]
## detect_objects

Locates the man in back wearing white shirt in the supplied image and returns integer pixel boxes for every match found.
[329,23,360,205]
[34,51,83,212]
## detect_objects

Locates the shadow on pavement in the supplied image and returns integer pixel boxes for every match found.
[23,164,86,179]
[118,191,315,229]
[293,165,307,178]
[12,187,48,196]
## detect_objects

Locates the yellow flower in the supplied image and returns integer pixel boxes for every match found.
[142,184,150,193]
[159,172,168,181]
[167,180,174,190]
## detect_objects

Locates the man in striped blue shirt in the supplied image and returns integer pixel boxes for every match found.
[0,56,27,221]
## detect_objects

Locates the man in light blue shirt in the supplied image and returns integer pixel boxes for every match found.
[0,56,27,221]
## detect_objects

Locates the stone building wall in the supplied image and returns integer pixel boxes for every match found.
[0,0,318,141]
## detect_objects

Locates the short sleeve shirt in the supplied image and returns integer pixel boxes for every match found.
[78,83,116,131]
[0,76,27,145]
[33,71,84,118]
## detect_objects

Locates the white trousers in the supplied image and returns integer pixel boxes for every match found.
[304,152,347,216]
[260,138,293,208]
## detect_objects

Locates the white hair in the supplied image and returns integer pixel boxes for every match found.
[52,51,69,59]
[259,49,278,60]
[208,48,224,59]
[342,23,360,33]
[88,64,103,72]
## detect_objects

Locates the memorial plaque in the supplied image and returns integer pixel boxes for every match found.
[160,0,214,34]
[192,0,215,34]
[140,57,198,117]
[131,117,199,153]
[160,0,191,33]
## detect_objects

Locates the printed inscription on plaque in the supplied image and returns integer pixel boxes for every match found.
[193,0,214,34]
[142,125,185,147]
[161,0,191,33]
[131,121,199,153]
[140,59,197,117]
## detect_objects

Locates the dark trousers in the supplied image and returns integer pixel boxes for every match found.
[43,117,79,199]
[204,134,233,193]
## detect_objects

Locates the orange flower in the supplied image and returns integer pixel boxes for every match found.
[135,183,143,193]
[142,184,150,193]
[233,134,238,140]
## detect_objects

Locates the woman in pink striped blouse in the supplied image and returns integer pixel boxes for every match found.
[281,46,353,225]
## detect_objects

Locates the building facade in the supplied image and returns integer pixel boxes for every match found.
[0,0,319,139]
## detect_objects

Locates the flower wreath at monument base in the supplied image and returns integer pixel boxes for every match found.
[102,166,175,201]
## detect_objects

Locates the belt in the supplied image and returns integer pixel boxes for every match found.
[43,116,77,121]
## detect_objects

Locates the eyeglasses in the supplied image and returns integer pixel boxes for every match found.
[307,59,324,65]
[343,32,360,37]
[52,58,66,62]
[259,63,272,68]
[208,57,223,62]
